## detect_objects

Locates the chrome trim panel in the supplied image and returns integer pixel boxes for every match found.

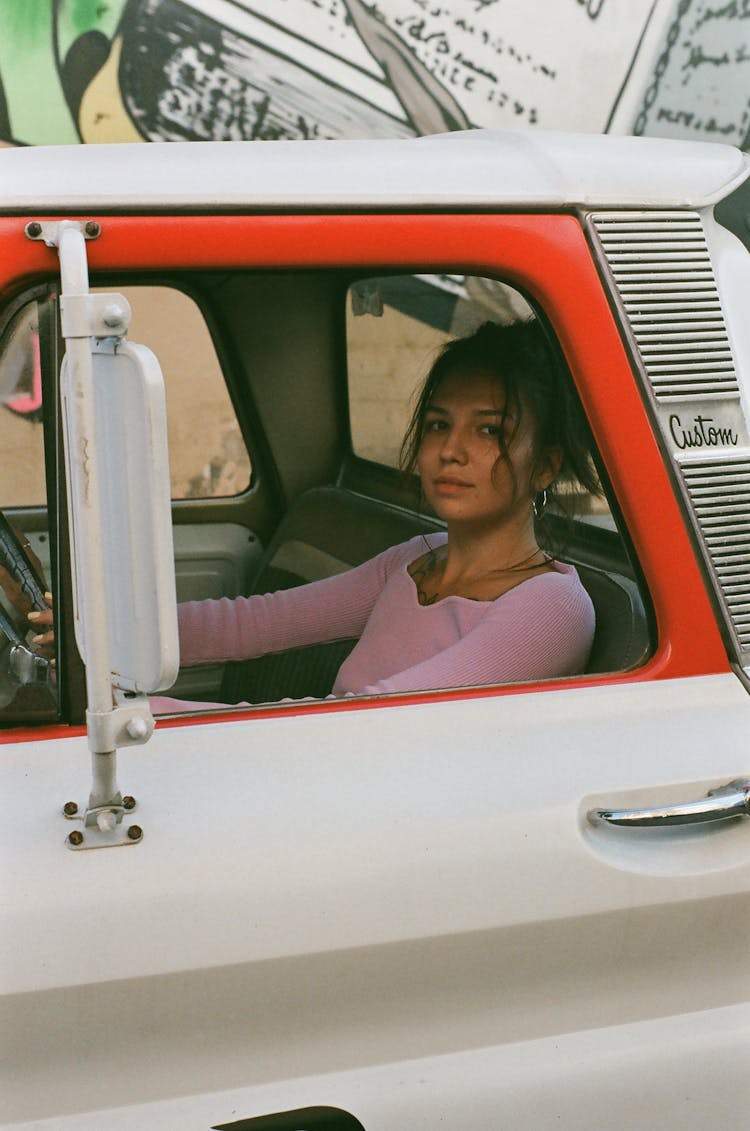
[679,454,750,651]
[589,209,750,663]
[591,212,737,400]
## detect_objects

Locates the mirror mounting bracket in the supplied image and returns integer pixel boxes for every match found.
[25,218,101,246]
[87,690,155,751]
[62,788,142,852]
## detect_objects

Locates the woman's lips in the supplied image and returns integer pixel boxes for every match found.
[433,477,472,493]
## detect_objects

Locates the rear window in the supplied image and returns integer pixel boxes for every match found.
[346,273,610,525]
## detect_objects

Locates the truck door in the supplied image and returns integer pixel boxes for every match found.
[1,210,748,1130]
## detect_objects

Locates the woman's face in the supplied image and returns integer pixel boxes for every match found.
[416,365,560,529]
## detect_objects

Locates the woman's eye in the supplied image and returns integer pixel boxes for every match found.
[480,424,502,437]
[424,418,446,432]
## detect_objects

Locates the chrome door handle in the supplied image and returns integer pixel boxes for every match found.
[589,779,750,828]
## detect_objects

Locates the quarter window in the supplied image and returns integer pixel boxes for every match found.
[0,286,253,506]
[104,286,251,500]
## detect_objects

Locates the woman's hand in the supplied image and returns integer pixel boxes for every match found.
[26,591,55,660]
[0,526,55,661]
[0,555,55,661]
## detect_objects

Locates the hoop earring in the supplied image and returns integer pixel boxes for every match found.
[533,488,548,518]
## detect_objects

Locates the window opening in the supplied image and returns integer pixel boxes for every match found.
[0,300,47,508]
[97,285,251,500]
[168,272,651,714]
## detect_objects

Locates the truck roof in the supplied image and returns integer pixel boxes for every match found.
[1,129,747,212]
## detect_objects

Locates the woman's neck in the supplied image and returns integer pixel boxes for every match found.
[439,513,542,587]
[408,514,549,607]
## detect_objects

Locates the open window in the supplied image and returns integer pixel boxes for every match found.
[204,270,653,711]
[0,260,654,726]
[0,282,257,726]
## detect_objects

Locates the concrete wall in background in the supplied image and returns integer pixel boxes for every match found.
[0,0,747,148]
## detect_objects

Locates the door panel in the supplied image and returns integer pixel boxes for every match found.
[2,674,748,1126]
[170,521,263,699]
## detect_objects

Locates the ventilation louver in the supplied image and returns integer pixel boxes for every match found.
[591,212,738,401]
[680,456,750,650]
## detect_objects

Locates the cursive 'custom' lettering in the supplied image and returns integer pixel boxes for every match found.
[669,413,739,449]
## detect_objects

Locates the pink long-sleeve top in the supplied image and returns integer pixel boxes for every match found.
[176,534,595,700]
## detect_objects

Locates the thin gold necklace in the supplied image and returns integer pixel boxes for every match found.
[414,544,549,606]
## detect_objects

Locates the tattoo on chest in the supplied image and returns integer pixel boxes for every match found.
[412,549,441,606]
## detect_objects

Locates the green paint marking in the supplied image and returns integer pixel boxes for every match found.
[57,0,126,58]
[0,2,54,47]
[0,1,79,143]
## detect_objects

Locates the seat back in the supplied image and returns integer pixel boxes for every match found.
[576,564,651,674]
[249,486,443,593]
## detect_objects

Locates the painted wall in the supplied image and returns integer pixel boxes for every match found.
[0,0,747,149]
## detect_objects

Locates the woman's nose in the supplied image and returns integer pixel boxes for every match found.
[439,427,468,462]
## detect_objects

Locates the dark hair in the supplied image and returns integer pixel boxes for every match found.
[399,319,601,509]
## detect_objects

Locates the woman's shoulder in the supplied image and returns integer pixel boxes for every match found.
[520,559,595,622]
[381,531,447,571]
[494,559,593,614]
[548,559,586,584]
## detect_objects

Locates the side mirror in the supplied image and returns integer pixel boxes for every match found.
[62,336,179,694]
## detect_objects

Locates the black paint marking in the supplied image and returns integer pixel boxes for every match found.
[61,31,111,123]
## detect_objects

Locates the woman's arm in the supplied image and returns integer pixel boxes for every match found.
[178,538,421,666]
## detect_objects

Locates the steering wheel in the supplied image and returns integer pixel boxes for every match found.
[0,510,48,628]
[0,511,53,706]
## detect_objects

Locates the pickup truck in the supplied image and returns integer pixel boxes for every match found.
[0,129,748,1131]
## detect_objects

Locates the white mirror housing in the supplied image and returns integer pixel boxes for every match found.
[62,336,179,693]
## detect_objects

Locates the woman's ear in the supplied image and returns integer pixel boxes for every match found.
[533,445,563,492]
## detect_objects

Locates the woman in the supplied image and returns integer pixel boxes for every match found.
[173,319,599,700]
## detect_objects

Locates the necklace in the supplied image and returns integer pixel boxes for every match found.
[412,544,550,606]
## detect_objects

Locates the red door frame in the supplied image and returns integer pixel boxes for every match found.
[0,212,729,736]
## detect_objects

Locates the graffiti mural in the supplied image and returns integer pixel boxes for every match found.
[2,0,747,149]
[0,1,747,149]
[609,0,750,147]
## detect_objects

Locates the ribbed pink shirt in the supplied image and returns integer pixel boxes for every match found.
[175,535,595,700]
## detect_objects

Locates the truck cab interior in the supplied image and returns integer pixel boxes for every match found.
[0,264,651,725]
